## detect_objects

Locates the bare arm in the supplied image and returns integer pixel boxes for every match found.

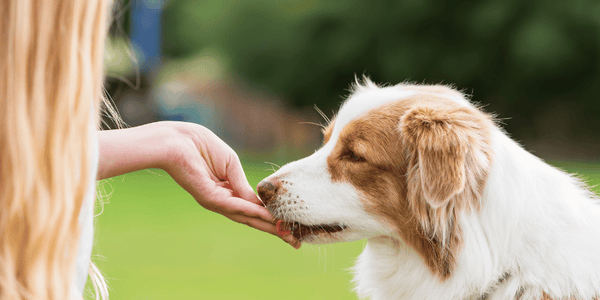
[97,122,172,180]
[97,121,300,249]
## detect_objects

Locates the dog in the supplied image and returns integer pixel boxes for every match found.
[257,79,600,300]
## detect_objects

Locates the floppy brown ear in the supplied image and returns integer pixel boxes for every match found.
[394,101,493,278]
[400,105,481,208]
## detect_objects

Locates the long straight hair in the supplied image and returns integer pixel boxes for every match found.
[0,0,110,299]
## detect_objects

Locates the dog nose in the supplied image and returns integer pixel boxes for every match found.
[257,179,279,206]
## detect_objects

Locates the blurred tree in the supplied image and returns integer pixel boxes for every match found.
[162,0,600,146]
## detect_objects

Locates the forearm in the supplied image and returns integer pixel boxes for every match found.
[97,123,175,180]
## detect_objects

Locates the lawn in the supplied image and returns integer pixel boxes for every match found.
[86,158,600,300]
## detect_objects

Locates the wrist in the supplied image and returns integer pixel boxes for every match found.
[97,122,186,179]
[138,122,190,172]
[147,121,205,176]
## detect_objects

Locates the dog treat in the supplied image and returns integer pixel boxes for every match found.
[276,220,291,236]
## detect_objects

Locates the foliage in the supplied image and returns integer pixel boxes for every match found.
[162,0,600,140]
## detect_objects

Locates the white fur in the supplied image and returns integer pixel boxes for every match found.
[262,82,600,300]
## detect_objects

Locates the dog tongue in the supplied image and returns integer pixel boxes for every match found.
[276,220,291,236]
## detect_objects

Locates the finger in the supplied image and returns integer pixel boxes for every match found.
[225,153,262,205]
[223,213,300,248]
[217,195,276,223]
[194,179,273,222]
[290,239,302,250]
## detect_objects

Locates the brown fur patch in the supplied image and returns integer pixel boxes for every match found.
[322,118,336,145]
[326,85,494,279]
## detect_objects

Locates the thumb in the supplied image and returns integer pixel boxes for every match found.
[226,153,263,205]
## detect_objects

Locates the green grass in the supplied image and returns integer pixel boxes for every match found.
[86,159,600,300]
[87,159,365,300]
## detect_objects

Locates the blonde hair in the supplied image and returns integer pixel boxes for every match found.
[0,0,111,299]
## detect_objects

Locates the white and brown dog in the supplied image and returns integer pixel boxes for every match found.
[257,79,600,300]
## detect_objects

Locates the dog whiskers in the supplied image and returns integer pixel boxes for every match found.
[298,121,326,130]
[264,162,281,173]
[314,104,331,124]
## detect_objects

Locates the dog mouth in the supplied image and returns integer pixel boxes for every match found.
[276,220,346,240]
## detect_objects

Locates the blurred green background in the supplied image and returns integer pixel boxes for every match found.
[97,0,600,299]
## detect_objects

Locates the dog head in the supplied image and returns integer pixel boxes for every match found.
[258,79,494,278]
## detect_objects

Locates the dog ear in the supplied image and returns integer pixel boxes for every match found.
[399,105,482,208]
[395,101,493,278]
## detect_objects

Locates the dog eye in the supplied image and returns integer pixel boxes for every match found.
[343,150,366,162]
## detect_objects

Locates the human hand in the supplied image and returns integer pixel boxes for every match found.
[149,122,301,249]
[98,121,301,249]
